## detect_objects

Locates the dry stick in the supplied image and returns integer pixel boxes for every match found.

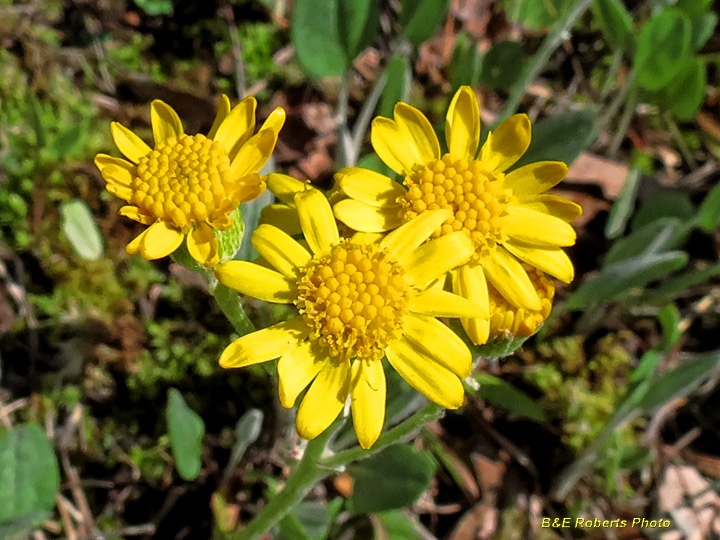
[495,0,595,125]
[223,6,246,99]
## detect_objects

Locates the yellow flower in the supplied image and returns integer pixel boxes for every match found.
[487,264,555,340]
[333,86,581,345]
[95,96,285,267]
[214,189,485,449]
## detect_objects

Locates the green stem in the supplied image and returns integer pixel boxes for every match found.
[231,404,443,539]
[211,281,255,336]
[321,403,442,468]
[231,429,333,540]
[495,0,594,124]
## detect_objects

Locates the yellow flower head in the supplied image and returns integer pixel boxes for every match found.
[487,264,555,340]
[214,189,486,449]
[333,86,581,346]
[95,96,285,267]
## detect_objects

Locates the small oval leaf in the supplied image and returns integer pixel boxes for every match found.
[167,388,205,481]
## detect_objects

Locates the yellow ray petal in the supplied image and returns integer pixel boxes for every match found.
[479,114,531,173]
[380,209,452,259]
[504,205,577,247]
[408,288,486,319]
[351,231,385,245]
[503,161,568,199]
[94,154,135,175]
[258,106,286,136]
[251,224,311,278]
[446,85,480,160]
[371,117,425,175]
[394,102,440,164]
[333,199,402,232]
[278,340,325,408]
[126,227,150,255]
[520,194,583,223]
[294,189,340,256]
[335,167,406,208]
[267,173,307,204]
[503,241,574,283]
[100,163,133,187]
[119,205,154,225]
[452,264,490,345]
[187,223,219,267]
[138,221,184,260]
[259,204,303,236]
[351,359,386,449]
[385,336,464,409]
[213,96,257,156]
[230,129,277,178]
[150,100,183,145]
[219,317,310,369]
[403,314,472,377]
[402,231,475,285]
[229,173,266,204]
[483,246,542,311]
[214,260,296,303]
[110,122,152,164]
[207,94,232,139]
[105,182,133,201]
[296,359,351,440]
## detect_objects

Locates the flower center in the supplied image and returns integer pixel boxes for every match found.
[399,154,511,260]
[131,134,234,229]
[295,240,409,361]
[489,265,555,338]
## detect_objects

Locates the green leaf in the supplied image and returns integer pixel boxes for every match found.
[400,0,451,47]
[375,510,419,539]
[638,351,720,412]
[658,304,683,348]
[60,199,104,261]
[605,218,682,265]
[478,41,526,91]
[635,8,692,91]
[134,0,174,16]
[166,388,205,481]
[503,0,574,29]
[698,181,720,232]
[567,251,689,309]
[590,0,635,52]
[338,0,380,60]
[645,261,720,301]
[673,0,713,18]
[471,374,546,422]
[666,57,706,120]
[0,425,60,530]
[631,191,695,231]
[604,169,640,239]
[277,499,343,540]
[291,0,348,78]
[379,54,412,118]
[690,12,717,51]
[448,32,482,93]
[513,109,597,168]
[350,444,435,514]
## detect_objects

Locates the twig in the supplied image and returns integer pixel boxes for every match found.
[663,111,698,169]
[222,6,246,99]
[335,75,354,168]
[608,84,637,158]
[495,0,595,124]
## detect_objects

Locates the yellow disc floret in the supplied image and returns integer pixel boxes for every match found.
[132,134,235,230]
[296,240,409,361]
[399,154,512,260]
[488,265,555,338]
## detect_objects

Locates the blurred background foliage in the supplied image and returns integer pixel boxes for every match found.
[1,0,720,538]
